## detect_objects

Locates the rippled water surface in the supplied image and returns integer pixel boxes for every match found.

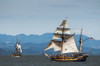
[0,55,100,66]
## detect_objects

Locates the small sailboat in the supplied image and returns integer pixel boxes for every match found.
[44,19,88,62]
[11,39,22,57]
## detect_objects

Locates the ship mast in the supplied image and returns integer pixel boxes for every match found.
[61,17,67,55]
[79,29,83,53]
[15,38,18,54]
[61,26,65,55]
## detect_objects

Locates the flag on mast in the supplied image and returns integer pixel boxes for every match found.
[90,37,94,40]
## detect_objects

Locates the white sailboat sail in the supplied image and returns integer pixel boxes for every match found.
[62,36,78,54]
[20,48,22,53]
[52,33,73,40]
[44,41,54,51]
[55,28,71,34]
[44,40,61,51]
[16,43,22,53]
[52,33,62,39]
[44,19,78,54]
[59,20,68,27]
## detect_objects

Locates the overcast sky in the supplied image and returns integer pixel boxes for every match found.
[0,0,100,40]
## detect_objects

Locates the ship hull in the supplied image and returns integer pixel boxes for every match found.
[50,55,88,62]
[11,54,21,57]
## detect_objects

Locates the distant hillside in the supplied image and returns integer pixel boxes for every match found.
[0,33,100,55]
[0,33,53,44]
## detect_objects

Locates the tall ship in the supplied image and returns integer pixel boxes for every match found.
[11,39,22,57]
[44,19,88,62]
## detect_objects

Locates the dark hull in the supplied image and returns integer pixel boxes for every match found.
[11,54,21,57]
[50,55,88,62]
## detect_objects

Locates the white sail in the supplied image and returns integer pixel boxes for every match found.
[52,33,73,39]
[16,43,22,53]
[16,44,21,49]
[53,41,61,51]
[20,48,22,53]
[62,36,78,54]
[44,40,61,51]
[44,41,54,51]
[59,20,68,27]
[55,28,71,34]
[52,33,62,39]
[44,19,79,55]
